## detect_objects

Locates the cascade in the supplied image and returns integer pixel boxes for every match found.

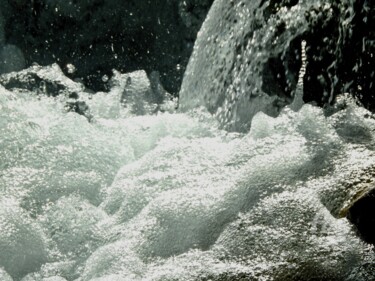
[0,0,374,280]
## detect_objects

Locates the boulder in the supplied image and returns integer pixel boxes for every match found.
[347,188,375,245]
[180,0,374,131]
[319,163,375,219]
[302,0,375,110]
[0,63,174,119]
[0,63,84,97]
[3,0,214,93]
[0,63,95,119]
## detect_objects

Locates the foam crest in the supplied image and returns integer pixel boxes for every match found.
[0,84,374,280]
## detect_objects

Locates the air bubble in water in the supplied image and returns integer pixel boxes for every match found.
[66,63,76,74]
[102,75,109,82]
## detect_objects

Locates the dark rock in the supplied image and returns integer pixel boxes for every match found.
[303,1,375,111]
[318,162,375,220]
[0,63,96,120]
[180,0,374,131]
[2,0,213,94]
[179,0,306,131]
[65,100,93,121]
[347,188,375,245]
[318,156,375,245]
[0,63,175,119]
[0,63,84,97]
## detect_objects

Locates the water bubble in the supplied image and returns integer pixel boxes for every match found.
[66,63,76,74]
[102,75,109,83]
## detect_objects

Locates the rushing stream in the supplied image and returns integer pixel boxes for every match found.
[0,72,375,280]
[0,0,374,280]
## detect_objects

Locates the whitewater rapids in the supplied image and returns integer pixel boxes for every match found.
[0,81,374,280]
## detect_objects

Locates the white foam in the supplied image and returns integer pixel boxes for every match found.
[0,82,374,280]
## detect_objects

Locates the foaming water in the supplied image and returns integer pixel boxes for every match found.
[0,83,374,280]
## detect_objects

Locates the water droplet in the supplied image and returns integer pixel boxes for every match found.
[66,64,76,74]
[102,75,109,83]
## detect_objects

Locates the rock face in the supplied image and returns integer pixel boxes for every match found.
[0,63,84,96]
[317,151,375,245]
[0,64,176,120]
[179,0,374,131]
[302,0,375,110]
[2,0,213,93]
[347,188,375,245]
[321,165,375,220]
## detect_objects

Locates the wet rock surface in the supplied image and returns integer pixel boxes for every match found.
[347,188,375,245]
[0,64,176,121]
[0,63,84,97]
[303,0,375,110]
[180,0,374,131]
[1,0,372,112]
[1,0,213,93]
[1,1,375,280]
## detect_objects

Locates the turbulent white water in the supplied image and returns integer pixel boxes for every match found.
[0,78,375,281]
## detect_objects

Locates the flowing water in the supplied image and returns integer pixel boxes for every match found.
[0,0,374,280]
[0,77,375,280]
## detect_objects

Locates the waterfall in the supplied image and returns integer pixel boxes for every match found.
[0,0,374,280]
[289,40,306,111]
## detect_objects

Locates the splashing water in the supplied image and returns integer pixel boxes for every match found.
[0,67,375,281]
[179,0,373,133]
[0,0,374,279]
